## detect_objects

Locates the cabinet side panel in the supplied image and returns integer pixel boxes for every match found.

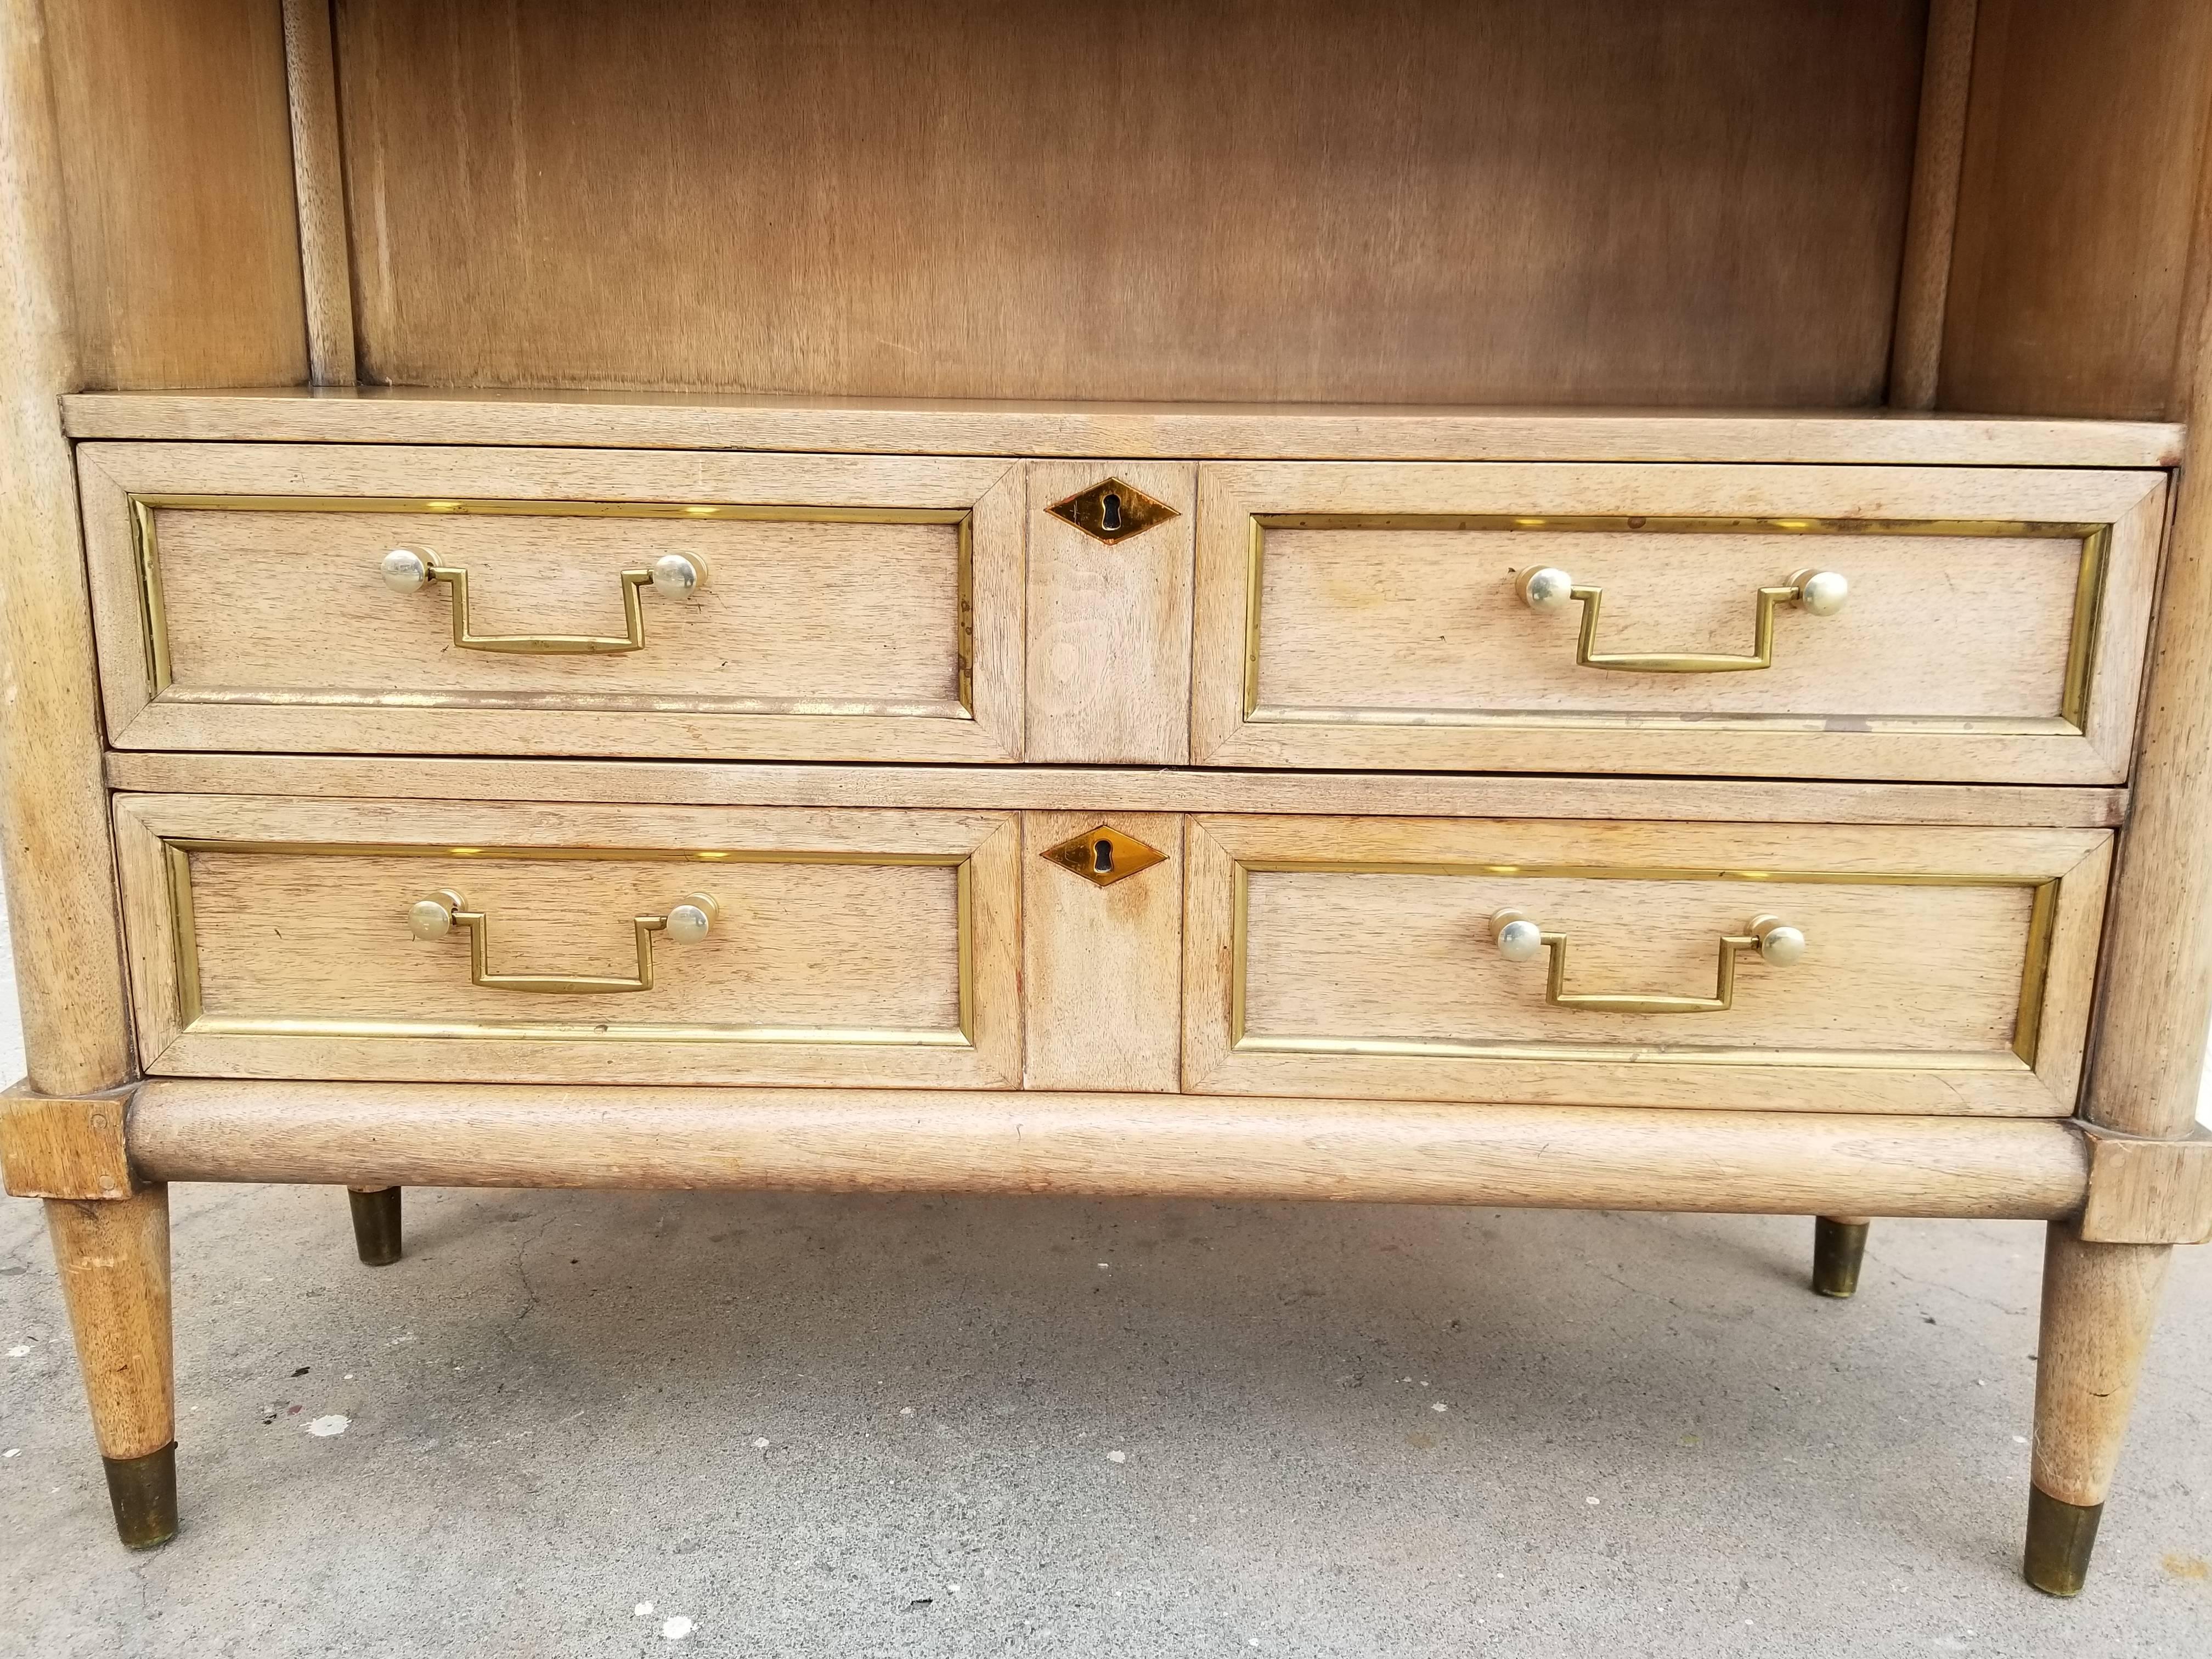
[1941,0,2212,417]
[44,0,307,389]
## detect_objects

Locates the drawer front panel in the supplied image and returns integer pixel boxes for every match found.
[112,796,1020,1087]
[1184,816,2111,1114]
[80,444,1023,761]
[1193,462,2165,782]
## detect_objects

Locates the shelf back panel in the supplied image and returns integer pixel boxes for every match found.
[333,0,1926,409]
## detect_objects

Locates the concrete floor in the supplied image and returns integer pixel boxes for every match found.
[3,917,2210,1655]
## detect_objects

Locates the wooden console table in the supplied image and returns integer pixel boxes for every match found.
[4,1,2212,1598]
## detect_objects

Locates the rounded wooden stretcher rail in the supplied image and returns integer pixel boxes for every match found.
[127,1082,2089,1218]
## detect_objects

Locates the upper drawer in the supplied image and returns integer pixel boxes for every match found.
[1192,462,2166,784]
[78,443,1023,761]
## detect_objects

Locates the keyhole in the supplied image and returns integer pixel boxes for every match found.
[1100,492,1122,533]
[1092,838,1114,874]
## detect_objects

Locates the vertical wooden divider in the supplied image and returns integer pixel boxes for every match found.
[1022,811,1184,1093]
[282,0,355,386]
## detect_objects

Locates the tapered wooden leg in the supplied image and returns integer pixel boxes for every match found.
[2025,1222,2172,1595]
[46,1187,177,1549]
[1811,1215,1870,1297]
[346,1186,402,1266]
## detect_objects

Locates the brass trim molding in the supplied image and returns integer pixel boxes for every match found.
[159,838,979,1049]
[1238,512,2112,734]
[1225,857,2061,1068]
[128,493,979,717]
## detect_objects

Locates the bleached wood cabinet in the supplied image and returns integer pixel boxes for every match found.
[3,0,2210,1605]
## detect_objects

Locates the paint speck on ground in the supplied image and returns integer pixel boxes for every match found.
[1097,1263,1109,1269]
[661,1615,693,1640]
[1431,1402,1448,1413]
[3,1448,18,1458]
[1585,1496,1601,1506]
[2012,1435,2028,1444]
[2164,1553,2210,1581]
[1107,1450,1126,1464]
[6,1344,29,1357]
[634,1603,653,1616]
[899,1407,913,1417]
[752,1437,769,1448]
[307,1414,349,1437]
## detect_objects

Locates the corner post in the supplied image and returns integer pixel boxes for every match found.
[2023,121,2212,1594]
[2,0,163,1548]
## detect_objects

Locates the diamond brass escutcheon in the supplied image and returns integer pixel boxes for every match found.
[1046,478,1180,545]
[1040,824,1168,888]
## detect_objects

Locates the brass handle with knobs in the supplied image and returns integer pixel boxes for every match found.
[407,888,718,994]
[1489,907,1804,1013]
[379,545,707,655]
[1515,565,1846,673]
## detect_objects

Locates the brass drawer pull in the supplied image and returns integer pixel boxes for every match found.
[379,545,707,655]
[407,889,718,994]
[1488,908,1804,1013]
[1516,565,1846,673]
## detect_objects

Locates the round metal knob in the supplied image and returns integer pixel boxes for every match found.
[1790,568,1848,617]
[650,553,706,600]
[1750,915,1807,966]
[664,893,718,944]
[408,890,462,939]
[1517,566,1576,613]
[1491,909,1544,962]
[381,546,431,594]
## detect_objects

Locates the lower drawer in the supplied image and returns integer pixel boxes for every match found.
[111,795,1021,1087]
[1182,816,2111,1115]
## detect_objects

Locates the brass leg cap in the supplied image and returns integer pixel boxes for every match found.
[2024,1486,2103,1596]
[1812,1217,1870,1299]
[347,1186,403,1267]
[102,1444,178,1549]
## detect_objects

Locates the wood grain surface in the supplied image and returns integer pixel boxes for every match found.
[1192,460,2165,782]
[1020,811,1183,1093]
[42,0,304,388]
[1887,0,1978,410]
[332,0,1921,407]
[1183,816,2111,1116]
[1024,462,1193,765]
[1943,0,2212,418]
[2082,140,2212,1139]
[281,0,354,386]
[2077,1127,2212,1245]
[0,1088,135,1200]
[0,0,137,1096]
[111,795,1023,1090]
[99,753,2130,830]
[57,392,2187,469]
[78,443,1026,762]
[44,1189,172,1462]
[125,1080,2092,1220]
[2032,1224,2172,1505]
